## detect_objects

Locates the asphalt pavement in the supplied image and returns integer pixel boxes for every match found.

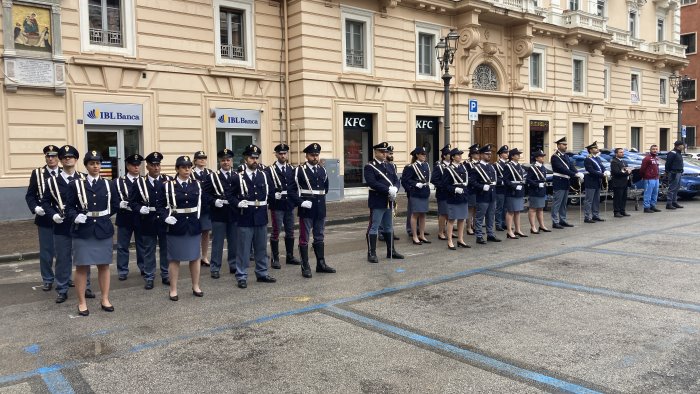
[0,200,699,393]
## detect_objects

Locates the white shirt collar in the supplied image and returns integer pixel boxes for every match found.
[60,170,75,182]
[245,168,257,178]
[87,174,99,184]
[480,160,489,165]
[127,173,138,181]
[276,161,287,170]
[177,177,189,185]
[306,162,317,171]
[148,175,158,184]
[442,160,450,166]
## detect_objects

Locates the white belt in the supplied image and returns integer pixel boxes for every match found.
[553,173,570,179]
[87,210,109,217]
[300,190,325,195]
[280,191,288,195]
[173,207,198,214]
[148,207,156,212]
[245,200,267,207]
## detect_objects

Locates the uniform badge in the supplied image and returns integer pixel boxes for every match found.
[185,156,189,161]
[91,150,97,156]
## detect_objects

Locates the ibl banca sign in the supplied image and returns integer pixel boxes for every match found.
[215,109,261,129]
[83,102,143,126]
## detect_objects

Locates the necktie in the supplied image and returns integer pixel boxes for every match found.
[91,179,96,187]
[67,175,73,182]
[50,170,56,177]
[252,172,257,182]
[182,181,188,189]
[313,167,318,176]
[224,172,230,181]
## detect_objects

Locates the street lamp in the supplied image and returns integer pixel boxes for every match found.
[436,29,460,145]
[670,73,692,146]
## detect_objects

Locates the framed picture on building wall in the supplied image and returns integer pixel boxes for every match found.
[12,3,52,53]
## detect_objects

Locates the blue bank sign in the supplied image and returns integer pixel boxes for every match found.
[215,108,261,129]
[83,102,143,126]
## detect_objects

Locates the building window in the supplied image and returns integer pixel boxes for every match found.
[415,24,440,80]
[681,0,697,5]
[629,11,637,38]
[572,55,586,94]
[472,64,499,91]
[686,126,697,148]
[657,19,665,41]
[569,0,579,11]
[681,33,696,54]
[631,127,641,151]
[572,123,585,152]
[603,65,610,101]
[631,72,641,104]
[529,47,545,90]
[79,0,134,56]
[604,126,611,149]
[214,0,254,68]
[659,78,668,104]
[686,79,697,100]
[595,0,605,17]
[341,7,373,73]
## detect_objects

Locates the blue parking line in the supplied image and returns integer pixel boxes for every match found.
[577,247,700,265]
[484,270,700,313]
[39,366,75,394]
[325,306,601,394]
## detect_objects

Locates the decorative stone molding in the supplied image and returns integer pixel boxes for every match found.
[459,25,481,57]
[565,36,580,47]
[379,0,400,17]
[591,42,606,56]
[511,24,533,91]
[483,42,498,56]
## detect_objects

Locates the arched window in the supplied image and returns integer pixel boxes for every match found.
[472,64,499,91]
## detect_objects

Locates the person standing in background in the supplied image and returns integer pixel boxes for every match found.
[640,144,661,213]
[665,140,685,210]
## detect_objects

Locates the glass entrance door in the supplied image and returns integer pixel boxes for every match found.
[87,130,120,179]
[224,130,258,168]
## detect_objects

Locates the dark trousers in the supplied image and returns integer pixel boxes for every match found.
[235,225,268,281]
[613,186,628,213]
[38,225,55,284]
[211,220,237,273]
[116,225,145,275]
[299,217,325,246]
[270,209,294,241]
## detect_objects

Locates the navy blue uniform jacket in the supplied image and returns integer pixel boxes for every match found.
[583,156,605,190]
[191,168,213,215]
[401,161,430,199]
[129,175,169,236]
[526,164,547,198]
[41,172,85,236]
[503,162,527,198]
[365,159,399,209]
[26,166,60,228]
[432,161,449,201]
[203,170,237,223]
[468,162,497,203]
[494,160,508,195]
[66,177,119,240]
[113,175,139,229]
[230,170,273,227]
[265,162,296,212]
[163,179,204,236]
[288,163,328,220]
[443,163,469,205]
[551,151,578,191]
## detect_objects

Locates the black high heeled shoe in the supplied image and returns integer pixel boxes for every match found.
[540,228,552,232]
[506,234,519,239]
[101,304,114,312]
[438,235,447,240]
[192,289,204,297]
[169,294,179,301]
[412,240,423,245]
[457,242,471,248]
[77,307,89,317]
[530,229,540,234]
[515,232,528,238]
[447,244,456,250]
[419,238,431,244]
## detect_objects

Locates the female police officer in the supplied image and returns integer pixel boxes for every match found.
[161,156,207,301]
[66,150,119,316]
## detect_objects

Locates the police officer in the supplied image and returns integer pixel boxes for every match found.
[402,147,431,245]
[503,148,528,238]
[265,143,302,269]
[469,144,502,244]
[432,144,452,240]
[464,144,481,235]
[526,150,550,232]
[191,151,214,266]
[583,141,608,223]
[288,143,336,278]
[378,145,401,242]
[41,145,94,303]
[610,147,632,217]
[26,145,61,291]
[231,145,277,288]
[204,148,237,279]
[115,154,145,281]
[494,145,510,231]
[443,147,470,250]
[65,150,119,316]
[129,152,170,289]
[162,155,206,301]
[365,142,404,263]
[550,137,583,229]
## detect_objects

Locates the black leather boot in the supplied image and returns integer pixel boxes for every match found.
[383,232,404,259]
[313,242,336,273]
[367,234,378,263]
[284,237,301,265]
[299,245,312,278]
[269,239,281,269]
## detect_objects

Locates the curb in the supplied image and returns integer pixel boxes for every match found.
[0,211,429,265]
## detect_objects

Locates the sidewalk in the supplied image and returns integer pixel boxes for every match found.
[0,195,435,262]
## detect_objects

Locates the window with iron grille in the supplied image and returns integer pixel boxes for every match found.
[88,0,122,47]
[603,65,610,100]
[657,19,665,42]
[418,33,434,76]
[346,20,365,68]
[220,8,245,60]
[629,11,637,39]
[595,0,605,16]
[472,64,499,91]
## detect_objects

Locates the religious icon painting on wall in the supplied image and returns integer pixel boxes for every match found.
[12,3,52,53]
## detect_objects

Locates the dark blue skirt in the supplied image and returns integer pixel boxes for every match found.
[409,196,429,213]
[167,234,202,262]
[199,212,212,231]
[437,200,449,215]
[505,197,525,212]
[73,236,113,266]
[447,203,468,220]
[528,196,546,209]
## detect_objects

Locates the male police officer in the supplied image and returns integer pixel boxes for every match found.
[130,152,171,289]
[230,145,277,289]
[432,144,452,240]
[550,137,584,229]
[494,145,510,231]
[469,144,501,244]
[265,143,302,269]
[191,151,213,266]
[115,154,145,281]
[26,145,61,291]
[205,148,237,279]
[365,142,404,263]
[41,145,94,302]
[289,143,336,278]
[583,141,608,223]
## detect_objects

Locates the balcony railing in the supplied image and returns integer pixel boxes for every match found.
[221,44,245,60]
[563,10,607,32]
[346,49,365,68]
[484,0,539,13]
[648,41,687,57]
[608,27,634,46]
[89,28,122,47]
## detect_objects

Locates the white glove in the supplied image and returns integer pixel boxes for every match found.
[52,214,63,224]
[538,183,545,188]
[301,200,313,209]
[415,182,424,189]
[483,184,490,191]
[164,216,177,225]
[388,186,398,194]
[576,172,584,180]
[275,192,282,200]
[139,206,150,215]
[34,206,45,216]
[428,183,435,190]
[604,170,611,177]
[516,185,523,191]
[74,214,87,224]
[455,187,464,194]
[215,199,225,208]
[237,200,249,208]
[119,201,129,210]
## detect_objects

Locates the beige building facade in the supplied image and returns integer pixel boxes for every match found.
[0,0,688,219]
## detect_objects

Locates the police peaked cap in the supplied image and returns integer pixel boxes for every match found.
[243,144,261,158]
[125,154,144,165]
[508,148,524,158]
[58,145,79,160]
[274,144,290,153]
[440,144,452,155]
[218,148,234,159]
[387,145,394,153]
[303,143,321,154]
[533,150,546,158]
[585,141,598,151]
[193,151,207,159]
[674,140,684,146]
[449,148,464,156]
[555,137,567,144]
[478,144,493,154]
[43,145,59,156]
[410,146,427,156]
[468,144,481,155]
[497,145,509,154]
[373,142,389,151]
[83,150,103,165]
[175,155,193,167]
[145,152,163,164]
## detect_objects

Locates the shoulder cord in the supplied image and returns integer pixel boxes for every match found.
[411,162,427,183]
[506,162,524,182]
[196,181,201,219]
[48,176,64,215]
[35,168,46,199]
[555,152,571,170]
[269,165,283,190]
[75,179,88,211]
[495,162,505,178]
[446,165,466,185]
[473,163,494,184]
[137,177,150,205]
[238,173,248,196]
[167,181,177,211]
[367,162,394,186]
[532,165,544,181]
[210,171,225,197]
[301,165,313,191]
[116,177,128,201]
[104,179,112,215]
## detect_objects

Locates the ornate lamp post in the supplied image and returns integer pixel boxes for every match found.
[670,73,691,146]
[436,29,460,145]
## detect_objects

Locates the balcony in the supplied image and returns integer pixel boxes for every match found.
[89,28,122,47]
[563,10,607,32]
[648,41,687,57]
[220,44,245,60]
[608,27,635,47]
[485,0,539,13]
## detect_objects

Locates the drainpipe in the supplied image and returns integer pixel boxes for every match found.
[283,0,292,149]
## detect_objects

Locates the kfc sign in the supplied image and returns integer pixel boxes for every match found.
[343,113,372,130]
[416,116,438,132]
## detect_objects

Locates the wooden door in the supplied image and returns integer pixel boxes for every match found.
[474,115,498,161]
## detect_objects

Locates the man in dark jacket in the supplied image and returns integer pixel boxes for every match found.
[610,148,632,217]
[665,140,685,210]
